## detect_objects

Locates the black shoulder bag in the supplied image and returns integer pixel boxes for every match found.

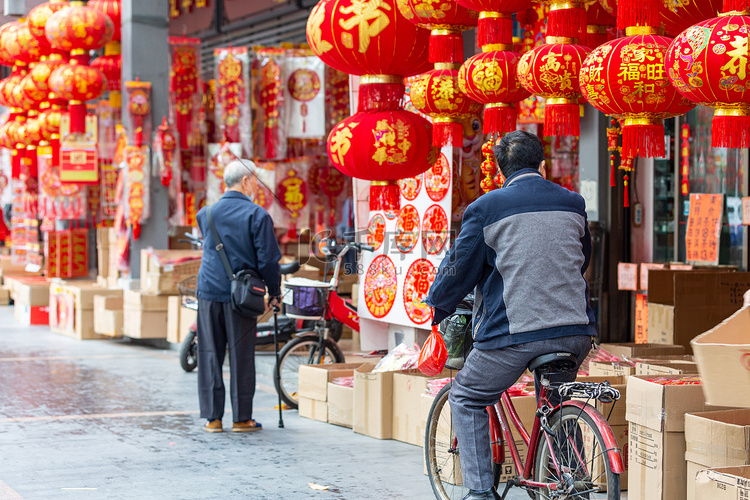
[207,206,266,317]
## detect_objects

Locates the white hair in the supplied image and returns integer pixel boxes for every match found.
[224,160,254,188]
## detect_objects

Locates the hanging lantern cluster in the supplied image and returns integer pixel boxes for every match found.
[45,0,113,135]
[456,0,532,136]
[666,1,750,148]
[397,0,482,147]
[582,1,616,49]
[579,0,694,158]
[515,1,591,137]
[308,0,439,215]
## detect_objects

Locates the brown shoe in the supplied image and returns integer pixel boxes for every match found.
[203,419,223,433]
[232,420,262,432]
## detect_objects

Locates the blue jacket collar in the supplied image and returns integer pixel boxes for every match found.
[504,168,543,188]
[222,190,250,201]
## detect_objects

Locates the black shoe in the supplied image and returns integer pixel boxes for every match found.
[462,489,500,500]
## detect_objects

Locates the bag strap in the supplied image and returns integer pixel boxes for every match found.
[207,206,235,281]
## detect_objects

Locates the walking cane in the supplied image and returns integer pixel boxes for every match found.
[272,303,284,429]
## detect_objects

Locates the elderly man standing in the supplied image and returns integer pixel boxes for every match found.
[195,160,282,433]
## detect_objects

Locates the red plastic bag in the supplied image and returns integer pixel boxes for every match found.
[418,325,448,376]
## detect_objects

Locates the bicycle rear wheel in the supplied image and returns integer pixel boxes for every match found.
[425,383,503,500]
[533,405,620,500]
[273,335,344,410]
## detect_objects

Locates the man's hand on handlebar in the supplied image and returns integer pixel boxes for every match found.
[268,296,282,309]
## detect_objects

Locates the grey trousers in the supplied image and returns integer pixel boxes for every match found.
[449,334,592,491]
[197,298,257,423]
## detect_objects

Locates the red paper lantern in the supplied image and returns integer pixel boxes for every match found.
[398,0,478,64]
[457,0,531,46]
[22,73,49,107]
[28,1,70,42]
[88,0,121,42]
[580,32,695,157]
[666,14,750,148]
[327,109,438,209]
[4,21,44,66]
[38,106,63,141]
[410,68,483,146]
[459,50,530,134]
[45,1,113,134]
[582,1,616,48]
[307,0,431,110]
[605,0,724,36]
[91,53,121,92]
[517,40,590,136]
[0,71,25,108]
[0,23,18,67]
[29,54,68,95]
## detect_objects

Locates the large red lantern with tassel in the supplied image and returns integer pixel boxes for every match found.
[666,14,750,148]
[5,21,44,66]
[517,40,590,136]
[88,0,121,42]
[580,32,695,157]
[28,1,69,42]
[45,1,113,134]
[91,52,121,91]
[327,109,436,209]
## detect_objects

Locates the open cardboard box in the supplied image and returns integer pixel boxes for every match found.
[695,466,750,499]
[692,305,750,408]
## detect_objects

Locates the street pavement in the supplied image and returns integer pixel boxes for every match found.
[0,304,543,500]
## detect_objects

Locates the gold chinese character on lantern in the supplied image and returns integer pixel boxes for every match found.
[337,0,391,53]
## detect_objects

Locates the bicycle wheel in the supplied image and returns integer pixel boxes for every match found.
[425,383,503,500]
[273,335,344,410]
[533,405,620,500]
[179,329,198,372]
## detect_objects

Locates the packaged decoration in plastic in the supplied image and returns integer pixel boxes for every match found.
[169,37,202,150]
[59,114,99,185]
[274,157,312,239]
[124,145,150,240]
[284,52,325,140]
[37,144,87,224]
[154,118,182,225]
[124,80,152,148]
[214,47,252,157]
[372,343,420,373]
[255,48,287,160]
[206,142,241,206]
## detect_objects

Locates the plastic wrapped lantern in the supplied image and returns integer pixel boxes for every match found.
[517,39,591,136]
[45,0,113,134]
[308,0,436,212]
[666,12,750,148]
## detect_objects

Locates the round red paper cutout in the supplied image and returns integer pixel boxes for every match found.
[364,255,398,318]
[367,213,386,250]
[395,204,420,253]
[403,259,436,325]
[422,204,448,255]
[398,175,422,201]
[424,153,450,202]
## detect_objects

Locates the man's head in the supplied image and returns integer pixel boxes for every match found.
[224,160,254,198]
[492,130,546,179]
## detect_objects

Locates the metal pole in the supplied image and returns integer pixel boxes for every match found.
[273,305,284,429]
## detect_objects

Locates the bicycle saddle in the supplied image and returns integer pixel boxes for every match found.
[280,261,300,275]
[528,352,578,374]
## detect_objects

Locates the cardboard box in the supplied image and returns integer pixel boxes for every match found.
[49,283,122,340]
[122,308,168,339]
[14,304,49,325]
[298,363,363,402]
[694,466,750,499]
[576,375,628,427]
[6,276,50,306]
[648,303,675,344]
[166,296,197,344]
[93,295,123,337]
[327,383,353,428]
[353,365,393,440]
[0,255,43,278]
[392,370,451,447]
[685,409,750,500]
[298,396,327,422]
[589,361,636,379]
[0,286,9,305]
[647,270,750,353]
[123,290,170,311]
[140,249,201,295]
[599,343,685,359]
[692,305,750,408]
[97,245,109,279]
[635,360,698,376]
[626,375,719,500]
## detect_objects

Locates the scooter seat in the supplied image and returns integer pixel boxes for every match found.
[280,261,300,275]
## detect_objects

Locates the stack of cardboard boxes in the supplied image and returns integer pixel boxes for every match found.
[5,276,50,325]
[49,281,122,339]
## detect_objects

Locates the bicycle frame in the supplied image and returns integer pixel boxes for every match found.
[487,380,624,491]
[326,290,359,332]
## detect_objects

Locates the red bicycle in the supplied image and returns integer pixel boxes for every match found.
[425,352,623,499]
[273,239,372,409]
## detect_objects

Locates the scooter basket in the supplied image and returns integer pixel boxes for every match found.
[282,278,329,320]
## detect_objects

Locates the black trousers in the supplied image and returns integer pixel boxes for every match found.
[197,298,257,422]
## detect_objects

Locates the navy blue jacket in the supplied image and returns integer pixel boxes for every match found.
[426,169,596,350]
[196,191,282,302]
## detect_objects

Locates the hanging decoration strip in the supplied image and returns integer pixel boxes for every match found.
[125,79,152,147]
[284,53,325,139]
[169,37,201,150]
[125,145,149,240]
[214,47,252,157]
[326,67,350,134]
[257,47,285,160]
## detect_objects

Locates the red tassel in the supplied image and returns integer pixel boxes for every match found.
[580,28,608,49]
[11,148,20,180]
[617,0,660,31]
[357,81,405,112]
[369,182,400,213]
[547,4,587,39]
[483,104,517,135]
[610,154,616,187]
[711,112,750,148]
[478,15,513,47]
[723,0,750,12]
[433,121,463,148]
[132,222,141,240]
[178,112,190,150]
[623,174,630,208]
[544,103,581,137]
[69,102,86,135]
[429,30,464,64]
[287,221,297,240]
[621,122,665,158]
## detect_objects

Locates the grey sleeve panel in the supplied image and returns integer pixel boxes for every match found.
[483,210,590,335]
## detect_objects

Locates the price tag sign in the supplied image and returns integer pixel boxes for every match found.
[742,197,750,225]
[685,193,723,266]
[617,263,639,291]
[634,293,649,344]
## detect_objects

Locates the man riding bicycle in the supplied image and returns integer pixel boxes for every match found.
[425,130,595,500]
